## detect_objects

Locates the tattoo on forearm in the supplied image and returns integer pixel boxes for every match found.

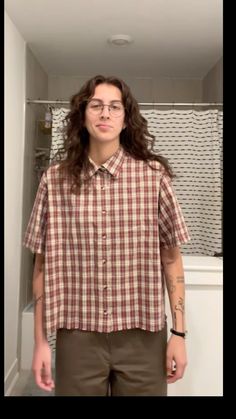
[169,280,176,293]
[174,296,185,313]
[33,295,43,305]
[166,275,184,291]
[168,279,176,293]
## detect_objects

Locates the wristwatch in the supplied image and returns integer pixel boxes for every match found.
[170,328,187,339]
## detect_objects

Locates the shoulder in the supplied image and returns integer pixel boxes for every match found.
[146,159,165,171]
[127,154,163,172]
[44,163,61,180]
[38,164,62,191]
[145,159,167,179]
[144,160,172,189]
[126,156,168,182]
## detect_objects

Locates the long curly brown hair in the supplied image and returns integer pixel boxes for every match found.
[57,75,174,192]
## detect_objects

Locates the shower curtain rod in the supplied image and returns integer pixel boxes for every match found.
[26,99,223,106]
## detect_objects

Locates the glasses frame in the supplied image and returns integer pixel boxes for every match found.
[86,100,125,117]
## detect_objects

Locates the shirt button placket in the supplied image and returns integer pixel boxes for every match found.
[101,178,109,324]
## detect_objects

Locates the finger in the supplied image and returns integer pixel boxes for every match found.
[175,360,186,377]
[42,362,53,385]
[167,375,178,384]
[34,368,43,388]
[34,368,54,391]
[166,357,173,376]
[167,364,185,384]
[166,359,176,377]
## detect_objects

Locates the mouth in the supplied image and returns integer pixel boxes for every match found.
[96,124,112,132]
[96,124,112,128]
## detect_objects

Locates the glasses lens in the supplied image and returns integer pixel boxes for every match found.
[87,101,124,117]
[109,103,124,116]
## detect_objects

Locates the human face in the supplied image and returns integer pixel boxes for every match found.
[85,83,126,146]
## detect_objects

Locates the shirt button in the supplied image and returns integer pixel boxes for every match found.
[103,285,107,290]
[102,209,106,214]
[102,234,106,239]
[102,259,106,264]
[101,186,105,190]
[104,310,108,315]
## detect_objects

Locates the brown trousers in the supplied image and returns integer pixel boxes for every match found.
[55,325,167,396]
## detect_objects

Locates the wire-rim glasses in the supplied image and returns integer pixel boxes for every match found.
[87,100,125,117]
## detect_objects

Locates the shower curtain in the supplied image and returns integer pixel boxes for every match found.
[50,107,68,162]
[140,109,223,256]
[51,107,223,256]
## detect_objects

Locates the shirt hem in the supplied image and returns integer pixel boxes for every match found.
[46,317,167,337]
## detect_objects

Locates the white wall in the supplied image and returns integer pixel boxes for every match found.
[48,75,202,103]
[20,47,48,311]
[203,57,223,103]
[4,11,26,394]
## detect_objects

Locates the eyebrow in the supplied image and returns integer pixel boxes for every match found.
[90,98,123,104]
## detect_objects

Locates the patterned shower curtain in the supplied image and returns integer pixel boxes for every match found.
[50,107,223,256]
[141,109,223,256]
[50,107,68,162]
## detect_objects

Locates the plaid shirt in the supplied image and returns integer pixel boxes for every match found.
[23,145,190,336]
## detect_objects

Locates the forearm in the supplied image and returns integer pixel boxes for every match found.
[161,246,186,332]
[32,254,47,344]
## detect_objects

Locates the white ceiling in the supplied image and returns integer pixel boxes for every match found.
[5,0,223,79]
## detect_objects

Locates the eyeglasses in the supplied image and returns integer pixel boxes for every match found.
[87,100,125,117]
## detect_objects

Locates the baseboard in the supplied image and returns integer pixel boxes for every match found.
[4,358,19,396]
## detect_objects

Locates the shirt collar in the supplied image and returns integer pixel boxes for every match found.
[86,145,127,179]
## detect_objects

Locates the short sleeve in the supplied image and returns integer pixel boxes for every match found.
[23,172,48,254]
[158,173,191,249]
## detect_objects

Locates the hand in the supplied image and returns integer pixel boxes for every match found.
[166,334,187,384]
[32,341,55,392]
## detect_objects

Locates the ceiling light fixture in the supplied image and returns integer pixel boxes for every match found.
[108,34,133,46]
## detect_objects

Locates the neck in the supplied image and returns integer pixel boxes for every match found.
[88,141,120,166]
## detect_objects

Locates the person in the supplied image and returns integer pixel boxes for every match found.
[23,75,190,396]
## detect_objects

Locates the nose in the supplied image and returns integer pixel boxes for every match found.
[100,105,110,118]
